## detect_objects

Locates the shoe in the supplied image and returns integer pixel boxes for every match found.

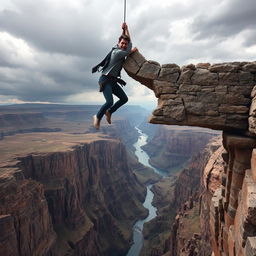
[93,115,100,130]
[105,110,112,124]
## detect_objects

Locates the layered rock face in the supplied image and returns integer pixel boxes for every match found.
[0,135,147,256]
[124,52,256,255]
[142,125,219,173]
[124,52,256,131]
[168,137,222,256]
[0,168,56,256]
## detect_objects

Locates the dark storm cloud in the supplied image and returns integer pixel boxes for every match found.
[0,8,105,58]
[0,0,255,105]
[191,0,256,44]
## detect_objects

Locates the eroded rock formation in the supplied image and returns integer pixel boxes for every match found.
[124,52,256,255]
[124,52,256,132]
[142,125,219,173]
[0,134,147,256]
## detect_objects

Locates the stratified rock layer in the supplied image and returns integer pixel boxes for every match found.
[142,125,219,173]
[124,52,256,132]
[0,134,147,256]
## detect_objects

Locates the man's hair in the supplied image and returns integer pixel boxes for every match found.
[118,34,130,43]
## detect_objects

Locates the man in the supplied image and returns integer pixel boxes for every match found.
[92,23,137,130]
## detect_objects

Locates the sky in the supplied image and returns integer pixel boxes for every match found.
[0,0,255,109]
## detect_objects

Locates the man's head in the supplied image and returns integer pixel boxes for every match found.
[118,35,130,50]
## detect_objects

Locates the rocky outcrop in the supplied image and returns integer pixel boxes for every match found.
[124,52,256,255]
[0,135,147,256]
[124,52,256,132]
[0,167,56,256]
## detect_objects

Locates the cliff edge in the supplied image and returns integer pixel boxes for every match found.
[0,133,147,256]
[124,52,256,256]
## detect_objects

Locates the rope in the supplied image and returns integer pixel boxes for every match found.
[124,0,126,23]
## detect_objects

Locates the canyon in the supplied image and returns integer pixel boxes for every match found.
[0,105,156,256]
[0,103,223,256]
[1,50,256,256]
[0,132,148,256]
[124,51,256,255]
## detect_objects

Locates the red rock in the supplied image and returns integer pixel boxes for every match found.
[251,149,256,183]
[0,138,147,255]
[228,226,236,256]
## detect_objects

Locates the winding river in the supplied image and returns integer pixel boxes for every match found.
[126,127,167,256]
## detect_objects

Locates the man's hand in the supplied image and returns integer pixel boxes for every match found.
[130,47,138,54]
[121,22,131,40]
[122,22,128,31]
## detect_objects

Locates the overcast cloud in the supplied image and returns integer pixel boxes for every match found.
[0,0,255,107]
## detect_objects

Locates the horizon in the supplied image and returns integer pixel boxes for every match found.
[0,0,255,106]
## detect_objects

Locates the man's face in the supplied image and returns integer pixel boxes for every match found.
[118,39,129,51]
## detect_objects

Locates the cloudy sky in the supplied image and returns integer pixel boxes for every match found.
[0,0,255,109]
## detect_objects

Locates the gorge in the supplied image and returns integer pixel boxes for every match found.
[0,132,147,256]
[0,104,222,256]
[1,50,256,256]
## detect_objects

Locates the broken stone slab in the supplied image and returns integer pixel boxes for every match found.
[184,102,205,115]
[124,51,146,68]
[229,85,254,97]
[165,97,183,106]
[158,68,180,82]
[191,69,219,86]
[152,108,163,116]
[123,56,140,74]
[242,62,256,72]
[187,115,226,129]
[195,63,211,69]
[209,64,240,73]
[153,80,178,97]
[215,85,228,93]
[163,105,186,121]
[137,61,161,80]
[178,84,201,92]
[178,70,195,84]
[224,94,251,105]
[219,72,240,84]
[219,105,249,114]
[239,71,255,82]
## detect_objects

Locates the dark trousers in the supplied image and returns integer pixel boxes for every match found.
[96,81,128,120]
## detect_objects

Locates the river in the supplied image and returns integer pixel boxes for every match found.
[126,127,167,256]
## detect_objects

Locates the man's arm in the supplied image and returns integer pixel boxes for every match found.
[122,23,131,39]
[122,23,138,54]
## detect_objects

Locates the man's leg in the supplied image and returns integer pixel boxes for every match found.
[108,83,128,114]
[93,83,113,129]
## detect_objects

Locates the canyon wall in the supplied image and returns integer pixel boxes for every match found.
[142,125,219,173]
[0,135,147,256]
[124,52,256,255]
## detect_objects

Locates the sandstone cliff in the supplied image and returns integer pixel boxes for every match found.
[0,133,147,256]
[142,125,219,174]
[140,137,221,256]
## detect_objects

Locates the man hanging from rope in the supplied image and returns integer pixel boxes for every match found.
[92,23,138,130]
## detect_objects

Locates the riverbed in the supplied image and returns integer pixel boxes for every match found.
[126,127,167,256]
